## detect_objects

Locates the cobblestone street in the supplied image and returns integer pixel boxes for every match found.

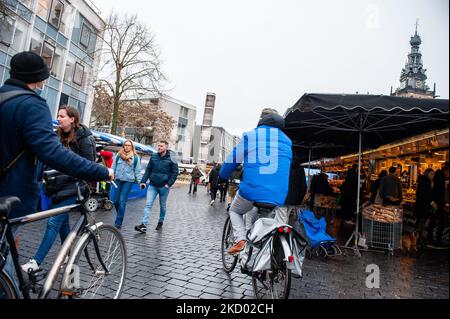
[16,184,449,299]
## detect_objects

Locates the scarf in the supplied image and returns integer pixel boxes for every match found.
[119,149,135,165]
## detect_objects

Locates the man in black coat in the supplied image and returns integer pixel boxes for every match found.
[0,51,112,219]
[0,51,112,289]
[275,151,307,224]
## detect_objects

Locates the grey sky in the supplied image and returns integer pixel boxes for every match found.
[93,0,449,136]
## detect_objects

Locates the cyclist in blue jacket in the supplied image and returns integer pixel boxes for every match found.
[219,108,292,254]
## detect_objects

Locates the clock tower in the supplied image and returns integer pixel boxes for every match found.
[391,20,436,99]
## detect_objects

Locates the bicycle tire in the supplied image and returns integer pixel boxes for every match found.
[221,216,238,273]
[60,224,127,299]
[0,271,18,299]
[252,236,291,299]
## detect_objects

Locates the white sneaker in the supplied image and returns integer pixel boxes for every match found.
[21,259,39,273]
[210,200,215,206]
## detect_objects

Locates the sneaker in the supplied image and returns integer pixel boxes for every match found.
[210,200,215,206]
[227,240,246,255]
[155,222,163,230]
[21,259,39,273]
[134,224,147,233]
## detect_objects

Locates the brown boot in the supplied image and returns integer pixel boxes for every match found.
[227,240,246,255]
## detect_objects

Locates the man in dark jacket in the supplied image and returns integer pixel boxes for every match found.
[380,166,403,205]
[280,152,307,223]
[135,140,179,232]
[0,51,112,287]
[428,162,449,248]
[0,51,112,219]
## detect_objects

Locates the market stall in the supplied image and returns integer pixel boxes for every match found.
[284,93,449,255]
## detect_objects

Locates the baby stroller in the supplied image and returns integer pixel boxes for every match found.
[300,209,342,259]
[88,181,114,211]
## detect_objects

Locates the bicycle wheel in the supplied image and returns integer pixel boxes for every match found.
[61,224,127,299]
[0,271,18,299]
[221,216,238,273]
[252,236,291,299]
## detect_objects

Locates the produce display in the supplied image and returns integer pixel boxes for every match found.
[363,204,403,223]
[314,194,337,209]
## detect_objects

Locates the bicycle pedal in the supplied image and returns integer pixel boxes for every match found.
[60,288,82,297]
[28,268,47,282]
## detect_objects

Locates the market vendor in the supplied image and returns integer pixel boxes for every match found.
[379,166,403,206]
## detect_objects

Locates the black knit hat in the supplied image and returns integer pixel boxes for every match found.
[9,51,50,83]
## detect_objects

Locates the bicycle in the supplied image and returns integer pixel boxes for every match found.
[221,203,301,299]
[0,181,127,299]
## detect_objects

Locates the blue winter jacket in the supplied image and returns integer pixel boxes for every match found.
[141,151,179,187]
[0,79,109,218]
[219,114,292,206]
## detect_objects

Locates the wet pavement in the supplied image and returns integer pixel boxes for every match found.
[16,184,449,299]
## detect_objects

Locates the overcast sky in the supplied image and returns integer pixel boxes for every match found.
[93,0,449,136]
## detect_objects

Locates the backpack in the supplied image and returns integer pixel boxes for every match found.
[0,90,35,181]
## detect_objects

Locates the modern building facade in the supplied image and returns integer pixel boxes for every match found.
[391,22,436,99]
[123,95,197,162]
[0,0,105,123]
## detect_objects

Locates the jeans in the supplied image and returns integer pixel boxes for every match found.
[113,180,133,228]
[4,226,19,295]
[141,185,170,225]
[34,197,76,265]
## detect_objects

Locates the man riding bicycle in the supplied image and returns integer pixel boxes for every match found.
[219,108,292,254]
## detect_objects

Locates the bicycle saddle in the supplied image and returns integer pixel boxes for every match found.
[0,196,21,217]
[253,202,276,210]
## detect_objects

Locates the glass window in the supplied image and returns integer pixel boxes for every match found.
[64,60,73,82]
[30,38,43,56]
[41,41,55,68]
[48,0,64,29]
[11,21,26,53]
[73,62,84,86]
[37,0,51,20]
[79,23,91,48]
[59,92,69,106]
[0,14,14,47]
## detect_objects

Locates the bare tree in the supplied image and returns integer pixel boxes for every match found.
[90,84,113,127]
[97,12,165,135]
[91,85,175,144]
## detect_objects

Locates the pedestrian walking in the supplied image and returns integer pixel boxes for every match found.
[226,165,243,211]
[21,106,99,271]
[209,163,222,205]
[188,165,202,194]
[135,141,179,232]
[111,140,142,229]
[380,166,403,206]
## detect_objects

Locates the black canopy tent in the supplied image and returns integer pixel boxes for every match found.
[284,93,449,255]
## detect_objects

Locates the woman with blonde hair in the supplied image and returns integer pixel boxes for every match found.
[111,139,142,229]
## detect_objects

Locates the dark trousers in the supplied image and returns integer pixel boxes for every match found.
[427,208,447,244]
[210,186,219,201]
[189,178,198,193]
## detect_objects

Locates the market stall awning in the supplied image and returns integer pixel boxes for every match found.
[284,93,449,159]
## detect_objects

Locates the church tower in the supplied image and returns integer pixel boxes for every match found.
[392,20,436,99]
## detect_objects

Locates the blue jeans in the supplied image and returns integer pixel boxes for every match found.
[4,226,19,295]
[34,197,76,265]
[141,185,170,225]
[113,180,133,228]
